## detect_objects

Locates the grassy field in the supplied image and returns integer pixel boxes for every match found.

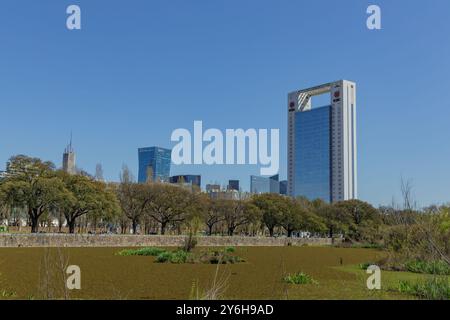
[0,246,440,299]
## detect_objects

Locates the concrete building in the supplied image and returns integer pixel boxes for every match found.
[62,136,76,175]
[138,147,171,183]
[288,80,357,202]
[250,174,280,194]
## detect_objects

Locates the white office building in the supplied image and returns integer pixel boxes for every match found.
[287,80,357,202]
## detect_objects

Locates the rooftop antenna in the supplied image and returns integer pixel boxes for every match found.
[65,131,73,153]
[69,131,73,152]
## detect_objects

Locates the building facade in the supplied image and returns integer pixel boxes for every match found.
[206,184,221,193]
[227,180,240,191]
[138,147,171,183]
[279,180,287,195]
[250,174,280,194]
[288,80,357,202]
[170,175,201,188]
[62,139,76,175]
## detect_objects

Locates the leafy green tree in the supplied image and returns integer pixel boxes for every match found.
[334,199,380,242]
[146,183,194,235]
[279,197,325,237]
[199,196,226,236]
[252,194,286,236]
[312,199,347,238]
[116,165,152,234]
[0,155,70,233]
[223,199,261,236]
[58,171,120,233]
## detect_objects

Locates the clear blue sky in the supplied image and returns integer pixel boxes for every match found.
[1,0,449,207]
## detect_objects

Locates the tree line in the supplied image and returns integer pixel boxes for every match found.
[0,155,448,258]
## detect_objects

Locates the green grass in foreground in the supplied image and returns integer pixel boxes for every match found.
[1,246,445,299]
[338,264,450,300]
[398,277,450,300]
[404,260,450,276]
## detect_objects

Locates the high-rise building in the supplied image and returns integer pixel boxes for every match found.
[62,136,76,175]
[138,147,171,183]
[250,174,280,194]
[227,180,240,191]
[279,180,287,195]
[288,80,357,202]
[170,175,201,188]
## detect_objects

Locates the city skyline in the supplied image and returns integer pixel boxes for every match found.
[1,1,450,207]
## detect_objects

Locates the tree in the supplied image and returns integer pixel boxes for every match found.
[0,155,70,233]
[223,199,261,236]
[116,165,151,234]
[89,182,120,233]
[252,194,286,236]
[59,172,120,233]
[312,199,346,238]
[279,199,303,237]
[0,189,10,222]
[277,197,324,237]
[146,184,194,235]
[203,198,227,235]
[334,199,380,242]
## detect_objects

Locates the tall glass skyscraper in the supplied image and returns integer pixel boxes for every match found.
[288,80,357,202]
[295,106,331,201]
[138,147,172,183]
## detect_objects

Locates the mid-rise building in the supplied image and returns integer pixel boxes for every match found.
[250,174,280,194]
[170,175,201,188]
[227,180,240,191]
[138,146,171,183]
[288,80,357,202]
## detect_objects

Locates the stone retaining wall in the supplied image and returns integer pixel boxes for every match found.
[0,233,339,247]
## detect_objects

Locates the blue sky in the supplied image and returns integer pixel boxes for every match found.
[1,0,449,207]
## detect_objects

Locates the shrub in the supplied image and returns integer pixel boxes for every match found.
[283,272,317,285]
[117,247,166,256]
[170,250,190,264]
[155,251,173,263]
[155,250,192,264]
[398,278,450,300]
[351,243,384,249]
[199,249,244,265]
[224,247,235,253]
[182,234,197,253]
[404,260,450,276]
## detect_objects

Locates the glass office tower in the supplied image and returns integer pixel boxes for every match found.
[295,106,331,202]
[288,80,357,202]
[138,147,171,183]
